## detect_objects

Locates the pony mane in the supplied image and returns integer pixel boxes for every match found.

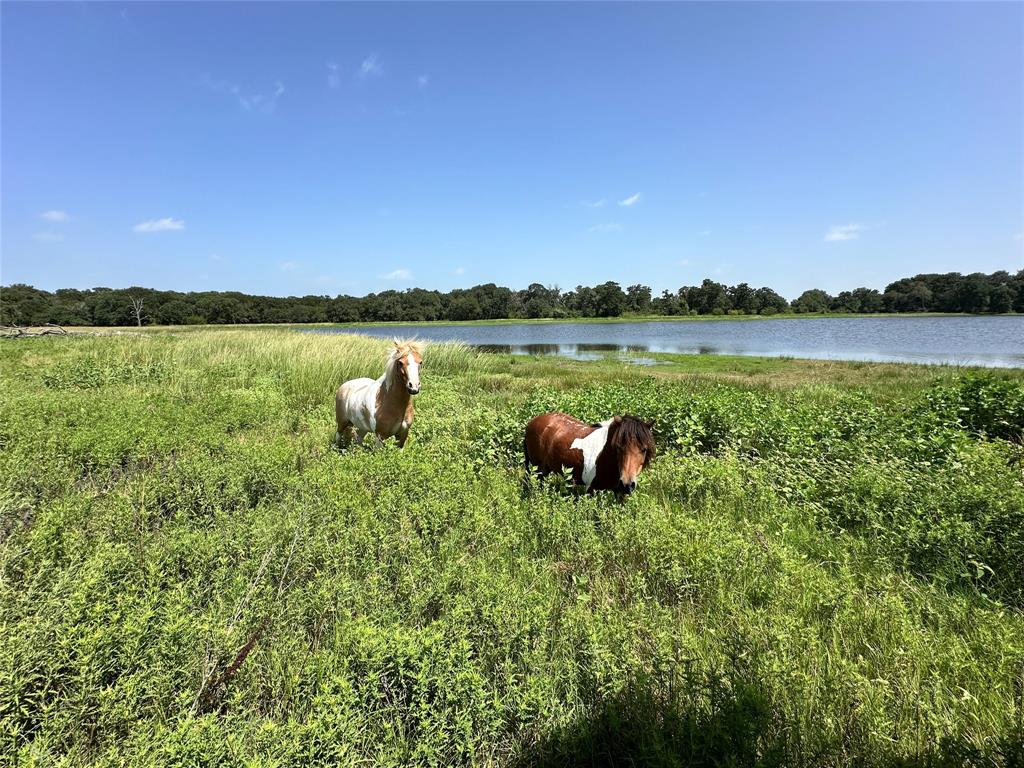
[390,339,424,360]
[607,415,656,466]
[382,339,424,388]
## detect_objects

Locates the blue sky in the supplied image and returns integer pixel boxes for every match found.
[2,1,1021,299]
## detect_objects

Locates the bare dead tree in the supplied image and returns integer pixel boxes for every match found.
[129,297,145,327]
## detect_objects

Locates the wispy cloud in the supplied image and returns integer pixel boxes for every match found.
[358,54,382,79]
[581,199,606,208]
[453,266,465,275]
[202,75,241,100]
[327,62,340,89]
[279,260,299,271]
[824,223,865,242]
[589,222,623,233]
[618,193,641,207]
[133,217,185,233]
[209,253,222,261]
[416,74,430,89]
[202,74,284,113]
[33,232,64,242]
[381,268,412,281]
[39,210,70,222]
[678,258,692,267]
[243,81,284,112]
[700,230,711,237]
[1014,232,1023,241]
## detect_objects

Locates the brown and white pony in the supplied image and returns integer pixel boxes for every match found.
[335,339,423,448]
[524,412,655,495]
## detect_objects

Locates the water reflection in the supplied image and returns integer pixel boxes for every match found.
[475,341,737,365]
[476,342,662,364]
[477,343,561,355]
[306,316,1024,368]
[576,343,648,352]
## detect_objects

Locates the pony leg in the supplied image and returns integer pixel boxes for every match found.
[335,419,353,448]
[396,426,410,449]
[354,430,367,446]
[522,438,536,491]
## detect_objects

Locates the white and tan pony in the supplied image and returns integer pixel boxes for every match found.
[335,339,423,448]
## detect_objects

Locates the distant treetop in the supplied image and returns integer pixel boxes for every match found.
[2,270,1021,326]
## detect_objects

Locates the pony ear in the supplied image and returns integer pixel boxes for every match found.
[392,337,401,347]
[613,415,622,424]
[646,419,655,429]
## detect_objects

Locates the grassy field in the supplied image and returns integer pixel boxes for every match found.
[1,328,1023,766]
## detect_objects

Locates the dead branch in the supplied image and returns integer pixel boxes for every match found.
[190,542,277,717]
[1,324,68,338]
[192,616,269,715]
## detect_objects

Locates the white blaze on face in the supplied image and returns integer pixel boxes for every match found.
[406,353,420,392]
[570,419,612,489]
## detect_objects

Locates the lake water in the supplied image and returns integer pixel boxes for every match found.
[309,316,1024,368]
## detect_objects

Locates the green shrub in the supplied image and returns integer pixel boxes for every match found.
[925,373,1024,440]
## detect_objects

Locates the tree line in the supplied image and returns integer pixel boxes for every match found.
[1,270,1021,327]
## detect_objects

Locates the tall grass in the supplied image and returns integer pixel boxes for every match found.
[1,330,1022,766]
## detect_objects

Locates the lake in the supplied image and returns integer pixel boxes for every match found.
[309,316,1024,368]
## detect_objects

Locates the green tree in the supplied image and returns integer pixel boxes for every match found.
[688,279,731,314]
[0,284,54,325]
[831,291,859,313]
[625,284,652,314]
[329,296,361,323]
[989,283,1014,314]
[564,286,598,317]
[727,283,758,314]
[50,288,90,325]
[86,289,135,326]
[754,287,788,314]
[852,287,884,313]
[593,281,626,317]
[954,275,990,313]
[906,282,933,312]
[520,283,562,318]
[651,289,683,315]
[157,299,195,325]
[1012,270,1024,313]
[448,293,483,321]
[792,289,832,314]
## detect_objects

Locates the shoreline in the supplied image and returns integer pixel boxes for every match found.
[296,312,1010,329]
[9,323,1023,371]
[6,312,1018,335]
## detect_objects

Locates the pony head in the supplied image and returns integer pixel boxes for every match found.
[606,415,655,494]
[389,338,424,395]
